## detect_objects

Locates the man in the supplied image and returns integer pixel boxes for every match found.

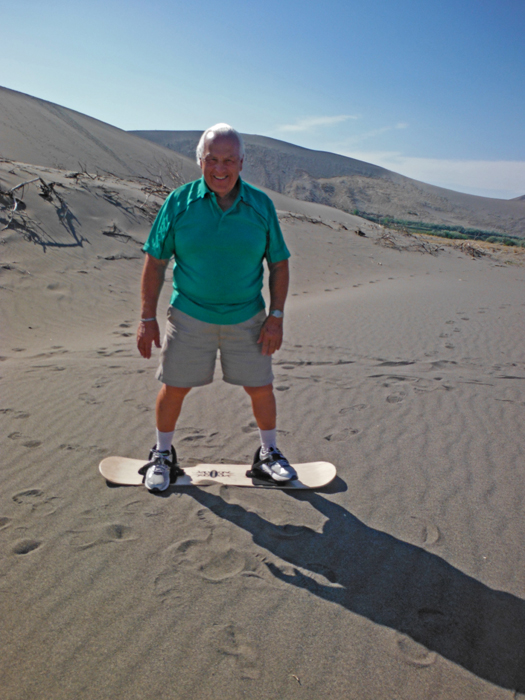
[136,123,296,492]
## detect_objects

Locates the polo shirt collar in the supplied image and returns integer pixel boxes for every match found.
[198,176,246,202]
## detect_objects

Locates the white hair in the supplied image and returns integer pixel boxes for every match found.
[196,123,245,163]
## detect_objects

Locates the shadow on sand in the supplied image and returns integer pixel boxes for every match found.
[184,480,525,692]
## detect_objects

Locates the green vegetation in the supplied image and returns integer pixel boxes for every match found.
[352,210,525,248]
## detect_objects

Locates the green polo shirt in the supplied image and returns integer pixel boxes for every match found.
[143,177,290,325]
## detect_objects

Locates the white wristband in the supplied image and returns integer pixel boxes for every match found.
[140,317,156,322]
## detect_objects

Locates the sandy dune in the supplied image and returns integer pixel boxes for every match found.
[1,95,525,700]
[0,87,199,186]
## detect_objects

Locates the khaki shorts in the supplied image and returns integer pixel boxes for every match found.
[156,307,273,388]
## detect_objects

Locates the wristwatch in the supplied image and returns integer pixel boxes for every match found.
[269,309,284,319]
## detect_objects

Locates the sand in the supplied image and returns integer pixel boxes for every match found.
[1,100,525,700]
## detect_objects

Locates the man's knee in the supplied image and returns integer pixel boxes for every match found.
[243,383,274,399]
[159,385,192,401]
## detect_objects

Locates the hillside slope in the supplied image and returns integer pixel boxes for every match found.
[0,87,199,186]
[132,130,525,238]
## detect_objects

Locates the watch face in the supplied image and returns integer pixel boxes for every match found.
[270,310,284,318]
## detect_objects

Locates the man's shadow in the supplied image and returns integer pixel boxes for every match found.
[184,481,525,692]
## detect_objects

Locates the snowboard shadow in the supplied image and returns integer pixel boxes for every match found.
[185,484,525,692]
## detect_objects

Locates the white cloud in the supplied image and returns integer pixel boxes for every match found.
[340,121,408,146]
[340,150,525,199]
[277,115,358,133]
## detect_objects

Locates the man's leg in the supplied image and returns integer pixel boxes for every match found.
[156,384,192,433]
[243,383,276,430]
[244,384,296,482]
[145,385,191,492]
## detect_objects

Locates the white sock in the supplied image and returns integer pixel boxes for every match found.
[259,428,277,452]
[156,429,175,453]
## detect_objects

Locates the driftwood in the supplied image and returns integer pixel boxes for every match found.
[8,177,40,193]
[0,176,74,235]
[455,241,487,258]
[1,178,39,230]
[376,229,441,255]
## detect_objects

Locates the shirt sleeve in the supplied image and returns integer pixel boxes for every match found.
[265,202,290,264]
[142,192,176,260]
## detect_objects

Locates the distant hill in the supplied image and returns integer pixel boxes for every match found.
[131,130,525,238]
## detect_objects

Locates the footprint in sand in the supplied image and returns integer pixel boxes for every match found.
[430,360,457,370]
[158,527,249,586]
[409,516,441,546]
[69,522,136,549]
[324,428,360,441]
[198,549,246,581]
[12,490,59,516]
[0,409,30,419]
[211,623,260,679]
[0,517,12,530]
[79,392,100,405]
[59,443,106,456]
[386,393,406,404]
[377,360,415,367]
[153,569,189,603]
[242,421,259,433]
[181,433,206,442]
[394,633,437,667]
[339,404,368,415]
[8,433,42,448]
[12,539,42,555]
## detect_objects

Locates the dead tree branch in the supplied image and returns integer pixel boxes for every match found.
[455,241,487,258]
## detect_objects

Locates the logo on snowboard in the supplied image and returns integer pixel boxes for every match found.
[197,470,232,479]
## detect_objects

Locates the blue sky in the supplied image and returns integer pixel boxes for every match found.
[2,0,525,198]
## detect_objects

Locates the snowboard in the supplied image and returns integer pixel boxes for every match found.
[99,456,336,490]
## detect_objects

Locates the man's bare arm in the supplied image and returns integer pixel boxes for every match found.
[258,259,289,356]
[137,253,170,359]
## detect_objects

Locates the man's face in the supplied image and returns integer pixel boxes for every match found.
[200,134,243,198]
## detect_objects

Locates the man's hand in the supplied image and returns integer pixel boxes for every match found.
[137,319,161,359]
[259,258,288,355]
[137,253,169,359]
[258,315,283,356]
